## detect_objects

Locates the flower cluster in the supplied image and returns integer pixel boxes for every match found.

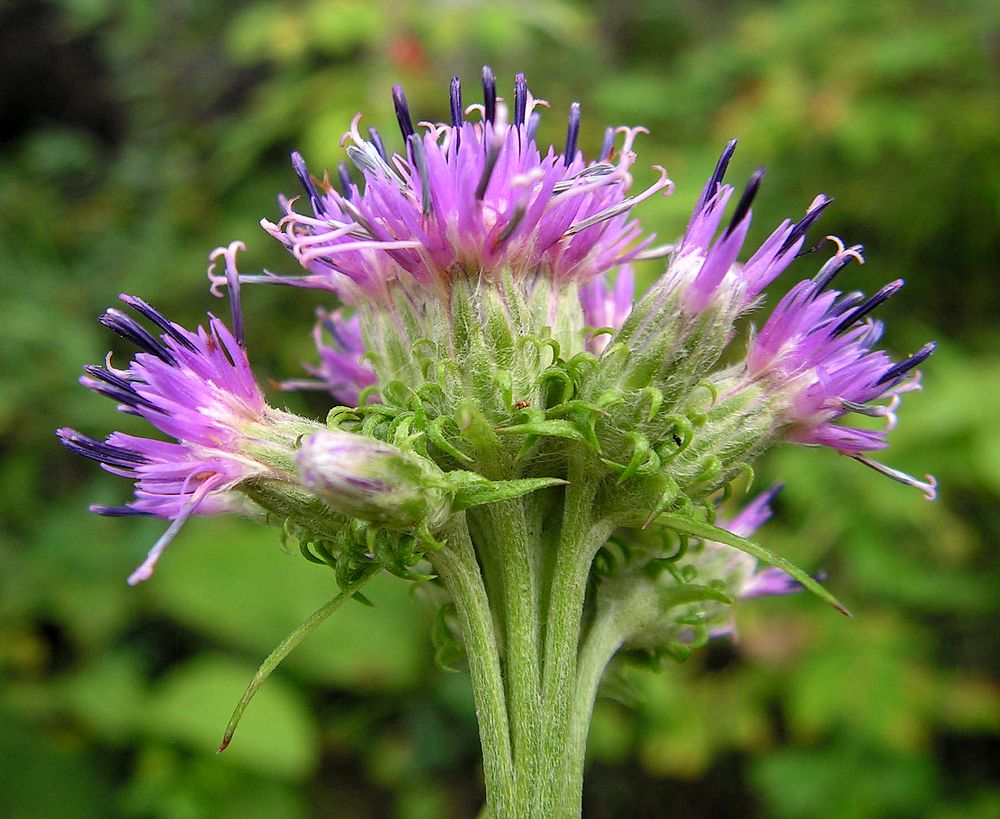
[60,67,937,817]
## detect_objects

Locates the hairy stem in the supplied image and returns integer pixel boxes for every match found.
[429,515,514,816]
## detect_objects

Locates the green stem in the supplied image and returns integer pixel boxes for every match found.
[218,563,380,752]
[429,515,514,817]
[566,601,630,794]
[537,457,612,815]
[480,498,542,795]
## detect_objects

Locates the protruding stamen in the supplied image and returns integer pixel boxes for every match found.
[291,151,325,215]
[513,72,527,127]
[832,279,904,336]
[338,162,353,195]
[876,342,936,386]
[725,167,765,236]
[695,139,738,213]
[450,76,463,128]
[482,65,496,123]
[564,165,673,235]
[367,127,388,162]
[119,295,197,351]
[408,134,432,214]
[782,194,833,254]
[599,127,615,162]
[564,102,581,166]
[100,309,175,364]
[57,428,148,467]
[812,237,865,290]
[392,84,415,140]
[127,477,220,585]
[90,505,149,517]
[82,366,158,411]
[207,241,247,346]
[852,455,937,501]
[476,135,501,200]
[526,111,541,144]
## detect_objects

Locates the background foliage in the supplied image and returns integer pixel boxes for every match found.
[2,0,998,816]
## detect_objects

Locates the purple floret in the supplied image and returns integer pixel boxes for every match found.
[280,308,376,406]
[58,264,269,584]
[253,68,671,305]
[736,238,936,496]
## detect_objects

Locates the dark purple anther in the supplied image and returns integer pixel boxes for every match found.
[876,342,937,385]
[513,72,527,127]
[482,65,496,123]
[832,279,904,336]
[57,428,148,467]
[291,151,325,215]
[725,167,765,236]
[90,505,150,517]
[392,84,415,140]
[599,127,615,162]
[564,102,581,166]
[695,139,738,214]
[408,134,432,214]
[450,76,463,128]
[781,195,832,254]
[83,364,135,394]
[812,246,864,291]
[82,366,158,412]
[100,309,175,364]
[119,295,196,351]
[368,127,388,162]
[338,162,353,195]
[475,139,501,200]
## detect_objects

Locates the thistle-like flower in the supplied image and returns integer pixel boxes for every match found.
[736,239,938,498]
[687,486,804,638]
[253,67,669,305]
[579,265,635,353]
[59,245,322,584]
[279,308,375,405]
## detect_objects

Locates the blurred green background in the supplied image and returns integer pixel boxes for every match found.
[2,0,999,816]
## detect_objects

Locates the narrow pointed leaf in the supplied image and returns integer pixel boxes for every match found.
[656,513,851,616]
[218,563,381,753]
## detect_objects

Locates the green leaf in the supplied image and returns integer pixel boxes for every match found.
[447,473,567,511]
[494,419,585,440]
[656,513,851,616]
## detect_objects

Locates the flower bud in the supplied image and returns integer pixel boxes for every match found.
[296,430,450,530]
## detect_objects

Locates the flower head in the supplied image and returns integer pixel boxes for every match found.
[688,486,804,638]
[58,245,312,584]
[579,265,635,353]
[742,239,937,498]
[662,141,831,316]
[252,67,670,305]
[279,308,375,405]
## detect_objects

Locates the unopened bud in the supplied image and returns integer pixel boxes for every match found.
[296,430,450,530]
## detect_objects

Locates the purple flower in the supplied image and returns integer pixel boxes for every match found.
[579,264,635,353]
[690,486,806,638]
[58,245,294,584]
[662,141,830,315]
[252,68,670,305]
[741,239,937,498]
[279,308,376,406]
